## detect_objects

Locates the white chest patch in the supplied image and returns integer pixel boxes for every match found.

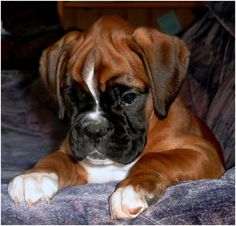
[80,159,138,183]
[83,57,100,119]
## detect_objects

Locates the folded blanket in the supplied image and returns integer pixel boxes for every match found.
[1,168,235,225]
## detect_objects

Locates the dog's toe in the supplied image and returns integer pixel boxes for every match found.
[8,172,59,206]
[109,185,149,220]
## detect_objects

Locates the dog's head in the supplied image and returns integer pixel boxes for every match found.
[40,16,189,165]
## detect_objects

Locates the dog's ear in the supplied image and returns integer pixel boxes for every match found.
[131,27,190,118]
[39,31,80,119]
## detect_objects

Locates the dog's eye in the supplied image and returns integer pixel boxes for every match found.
[122,93,137,105]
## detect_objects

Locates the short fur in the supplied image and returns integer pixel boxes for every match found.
[8,16,225,219]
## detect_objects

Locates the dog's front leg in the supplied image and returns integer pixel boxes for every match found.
[109,146,224,219]
[8,144,87,207]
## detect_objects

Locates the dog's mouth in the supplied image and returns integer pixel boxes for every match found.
[85,150,114,165]
[85,157,114,165]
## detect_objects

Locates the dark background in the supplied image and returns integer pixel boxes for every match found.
[1,1,206,70]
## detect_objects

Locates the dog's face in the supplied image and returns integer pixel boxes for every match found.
[40,16,189,165]
[64,82,149,165]
[61,25,150,165]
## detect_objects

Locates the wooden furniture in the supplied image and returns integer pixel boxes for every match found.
[57,1,205,32]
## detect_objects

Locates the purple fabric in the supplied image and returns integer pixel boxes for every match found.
[180,3,235,169]
[206,1,235,37]
[1,170,235,225]
[1,71,67,184]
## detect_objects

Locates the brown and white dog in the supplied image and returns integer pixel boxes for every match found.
[8,16,225,219]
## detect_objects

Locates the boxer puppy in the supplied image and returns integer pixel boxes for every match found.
[8,16,225,219]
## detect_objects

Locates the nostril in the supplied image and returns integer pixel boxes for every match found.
[75,111,110,138]
[83,122,107,138]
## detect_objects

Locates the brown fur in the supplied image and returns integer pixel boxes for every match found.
[27,16,225,197]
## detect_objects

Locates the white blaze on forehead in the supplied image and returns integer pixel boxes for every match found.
[86,64,99,109]
[83,54,100,118]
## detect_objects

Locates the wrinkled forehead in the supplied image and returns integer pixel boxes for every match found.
[66,34,148,92]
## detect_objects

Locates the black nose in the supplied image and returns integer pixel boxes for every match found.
[83,121,106,137]
[81,114,109,138]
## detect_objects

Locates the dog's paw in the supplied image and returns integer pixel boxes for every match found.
[8,172,59,207]
[109,185,154,220]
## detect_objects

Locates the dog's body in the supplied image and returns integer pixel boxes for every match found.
[8,16,225,219]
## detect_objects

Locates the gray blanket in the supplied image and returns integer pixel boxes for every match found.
[1,169,235,224]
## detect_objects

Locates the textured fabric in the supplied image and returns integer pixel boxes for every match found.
[1,170,235,225]
[180,2,235,169]
[1,71,67,184]
[205,1,235,37]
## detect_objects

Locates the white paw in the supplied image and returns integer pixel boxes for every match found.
[8,172,59,207]
[109,185,149,220]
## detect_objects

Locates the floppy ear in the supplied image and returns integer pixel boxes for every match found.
[39,31,80,119]
[131,27,190,118]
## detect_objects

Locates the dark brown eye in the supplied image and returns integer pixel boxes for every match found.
[122,93,137,105]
